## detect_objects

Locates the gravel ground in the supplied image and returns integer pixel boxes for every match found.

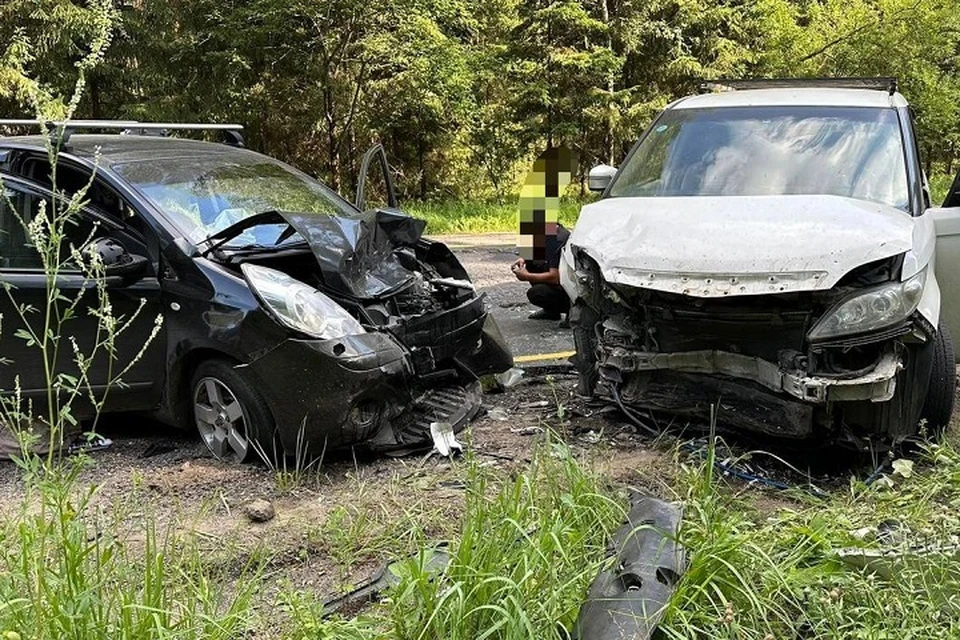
[456,245,577,359]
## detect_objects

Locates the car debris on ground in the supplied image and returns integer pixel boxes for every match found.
[322,547,452,617]
[574,493,685,640]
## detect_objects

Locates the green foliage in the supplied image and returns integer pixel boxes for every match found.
[406,197,585,234]
[0,0,117,117]
[0,465,263,639]
[931,172,954,206]
[0,7,223,639]
[656,438,960,638]
[281,440,626,640]
[4,0,959,204]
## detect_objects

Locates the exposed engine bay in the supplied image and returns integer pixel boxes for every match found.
[570,248,937,448]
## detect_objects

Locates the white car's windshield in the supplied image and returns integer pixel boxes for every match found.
[114,150,356,246]
[609,106,909,210]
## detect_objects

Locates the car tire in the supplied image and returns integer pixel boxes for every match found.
[571,302,600,397]
[920,324,957,437]
[190,359,280,463]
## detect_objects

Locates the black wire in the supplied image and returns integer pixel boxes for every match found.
[610,383,661,437]
[863,459,889,485]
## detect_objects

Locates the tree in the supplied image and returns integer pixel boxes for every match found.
[4,0,960,199]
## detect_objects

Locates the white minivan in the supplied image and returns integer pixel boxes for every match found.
[562,79,960,447]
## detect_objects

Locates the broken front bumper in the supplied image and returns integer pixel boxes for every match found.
[246,300,510,456]
[247,333,483,454]
[599,345,902,404]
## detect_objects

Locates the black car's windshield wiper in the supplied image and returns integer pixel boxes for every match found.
[199,210,292,257]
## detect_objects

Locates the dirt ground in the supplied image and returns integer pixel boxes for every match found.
[0,372,678,601]
[1,368,926,599]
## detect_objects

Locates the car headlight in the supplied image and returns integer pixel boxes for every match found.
[241,263,365,339]
[808,269,926,341]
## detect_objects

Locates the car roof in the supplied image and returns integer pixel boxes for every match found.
[0,134,252,165]
[670,88,908,110]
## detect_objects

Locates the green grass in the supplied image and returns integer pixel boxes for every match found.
[284,433,960,640]
[657,437,960,638]
[0,459,263,639]
[280,440,627,639]
[930,172,954,206]
[405,199,587,235]
[7,431,960,638]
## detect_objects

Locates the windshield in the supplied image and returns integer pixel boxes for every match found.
[609,106,909,210]
[114,150,357,246]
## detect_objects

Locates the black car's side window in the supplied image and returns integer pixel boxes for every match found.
[0,184,98,271]
[8,153,149,242]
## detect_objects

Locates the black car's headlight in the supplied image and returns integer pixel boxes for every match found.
[808,268,926,341]
[241,263,365,339]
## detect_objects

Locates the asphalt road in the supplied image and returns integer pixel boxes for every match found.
[452,244,576,367]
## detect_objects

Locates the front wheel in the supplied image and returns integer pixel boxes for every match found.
[191,359,278,463]
[921,324,957,437]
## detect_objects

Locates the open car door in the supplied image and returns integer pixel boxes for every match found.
[355,144,398,211]
[931,172,960,362]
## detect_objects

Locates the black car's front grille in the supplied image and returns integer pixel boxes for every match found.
[391,294,487,365]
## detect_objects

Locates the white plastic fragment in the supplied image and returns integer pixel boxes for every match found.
[430,277,475,293]
[510,426,543,436]
[487,407,510,421]
[495,367,524,388]
[891,458,914,479]
[429,421,463,458]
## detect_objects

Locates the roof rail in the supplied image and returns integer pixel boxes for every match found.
[700,77,899,95]
[0,120,245,147]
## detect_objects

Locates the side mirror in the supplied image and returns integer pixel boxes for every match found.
[91,237,149,281]
[106,253,149,279]
[588,164,617,193]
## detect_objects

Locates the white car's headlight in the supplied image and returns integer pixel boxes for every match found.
[241,263,365,339]
[808,268,926,341]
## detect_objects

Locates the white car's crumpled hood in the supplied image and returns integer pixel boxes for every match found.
[568,194,915,297]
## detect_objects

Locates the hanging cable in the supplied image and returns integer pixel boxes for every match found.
[610,383,661,437]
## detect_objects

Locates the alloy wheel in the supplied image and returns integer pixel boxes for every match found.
[194,376,251,461]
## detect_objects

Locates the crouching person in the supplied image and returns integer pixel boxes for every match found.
[511,221,571,322]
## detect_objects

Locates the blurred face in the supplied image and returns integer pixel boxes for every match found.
[518,146,576,261]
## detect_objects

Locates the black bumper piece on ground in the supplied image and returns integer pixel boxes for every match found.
[574,493,685,640]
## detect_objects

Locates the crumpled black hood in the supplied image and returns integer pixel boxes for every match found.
[281,209,426,299]
[207,208,427,299]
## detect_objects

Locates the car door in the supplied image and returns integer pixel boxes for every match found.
[355,144,399,211]
[931,172,960,362]
[0,175,166,415]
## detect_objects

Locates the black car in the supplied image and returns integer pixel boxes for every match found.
[0,123,513,461]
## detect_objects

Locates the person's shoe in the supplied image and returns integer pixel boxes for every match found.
[528,309,561,321]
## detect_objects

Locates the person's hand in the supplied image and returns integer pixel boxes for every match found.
[511,257,528,281]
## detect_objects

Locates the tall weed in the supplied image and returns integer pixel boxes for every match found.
[284,440,625,639]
